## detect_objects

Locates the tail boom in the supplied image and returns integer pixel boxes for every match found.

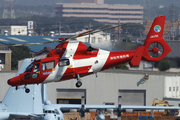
[130,15,171,66]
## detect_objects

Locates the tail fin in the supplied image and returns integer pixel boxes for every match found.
[0,59,43,114]
[146,16,165,40]
[129,16,171,66]
[142,15,171,61]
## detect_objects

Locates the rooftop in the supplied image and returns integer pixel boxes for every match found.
[0,35,61,53]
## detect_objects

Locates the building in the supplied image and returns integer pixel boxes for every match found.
[0,43,11,70]
[1,69,180,107]
[54,3,143,25]
[0,26,27,35]
[71,0,104,4]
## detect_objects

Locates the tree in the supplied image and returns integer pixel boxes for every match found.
[9,45,32,70]
[121,23,145,37]
[157,59,171,71]
[115,64,129,70]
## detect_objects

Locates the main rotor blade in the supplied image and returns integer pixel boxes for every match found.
[12,40,59,46]
[12,25,110,47]
[11,24,126,46]
[67,25,110,40]
[72,23,127,39]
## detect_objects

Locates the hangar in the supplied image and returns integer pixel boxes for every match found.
[1,69,180,107]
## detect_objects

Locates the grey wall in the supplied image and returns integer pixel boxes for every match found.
[1,69,180,107]
[46,70,169,106]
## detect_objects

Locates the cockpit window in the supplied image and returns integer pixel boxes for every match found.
[33,63,40,72]
[58,59,70,67]
[41,61,55,71]
[25,63,33,72]
[55,109,60,115]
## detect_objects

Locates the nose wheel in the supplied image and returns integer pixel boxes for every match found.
[25,88,30,93]
[76,74,82,88]
[24,85,30,93]
[15,85,30,93]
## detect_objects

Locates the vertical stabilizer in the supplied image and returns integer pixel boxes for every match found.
[0,59,43,114]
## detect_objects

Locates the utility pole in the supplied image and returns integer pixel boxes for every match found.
[3,0,15,19]
[118,18,121,41]
[84,22,93,43]
[178,10,180,40]
[169,4,178,40]
[59,21,61,36]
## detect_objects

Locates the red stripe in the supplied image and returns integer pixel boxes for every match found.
[101,51,135,71]
[60,65,92,81]
[73,42,99,59]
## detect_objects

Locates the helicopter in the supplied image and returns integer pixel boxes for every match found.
[8,15,171,93]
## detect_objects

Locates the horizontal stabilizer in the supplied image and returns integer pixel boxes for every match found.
[129,46,144,67]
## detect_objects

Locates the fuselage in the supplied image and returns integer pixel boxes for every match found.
[8,41,136,86]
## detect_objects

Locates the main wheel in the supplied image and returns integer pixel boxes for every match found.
[76,81,82,88]
[25,88,30,93]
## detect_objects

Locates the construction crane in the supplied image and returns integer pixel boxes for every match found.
[151,98,180,116]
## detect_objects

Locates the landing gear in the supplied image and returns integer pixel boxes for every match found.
[76,74,82,88]
[76,81,82,87]
[25,88,30,93]
[14,85,30,93]
[24,85,30,93]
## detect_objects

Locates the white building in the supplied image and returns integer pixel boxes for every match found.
[54,3,143,24]
[0,26,27,35]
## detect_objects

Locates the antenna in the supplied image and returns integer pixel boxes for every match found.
[3,0,15,19]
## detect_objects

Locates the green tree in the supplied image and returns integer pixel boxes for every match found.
[157,59,171,71]
[9,45,32,70]
[115,64,129,70]
[121,23,145,37]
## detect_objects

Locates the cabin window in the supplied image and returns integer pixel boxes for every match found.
[24,73,31,80]
[58,59,70,67]
[41,61,55,71]
[87,46,98,52]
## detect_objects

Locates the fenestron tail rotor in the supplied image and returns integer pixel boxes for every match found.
[148,42,164,58]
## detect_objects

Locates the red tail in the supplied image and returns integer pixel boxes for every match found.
[129,16,171,66]
[142,15,171,61]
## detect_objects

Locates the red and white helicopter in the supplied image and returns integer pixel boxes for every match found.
[8,16,171,93]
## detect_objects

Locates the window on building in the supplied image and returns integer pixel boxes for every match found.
[91,37,96,43]
[104,102,114,105]
[85,37,89,42]
[98,37,102,43]
[169,87,171,91]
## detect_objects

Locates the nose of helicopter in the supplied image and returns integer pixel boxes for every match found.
[7,76,21,86]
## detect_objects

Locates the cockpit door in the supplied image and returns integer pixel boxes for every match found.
[31,63,40,79]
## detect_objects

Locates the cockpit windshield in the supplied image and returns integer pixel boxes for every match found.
[25,63,33,72]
